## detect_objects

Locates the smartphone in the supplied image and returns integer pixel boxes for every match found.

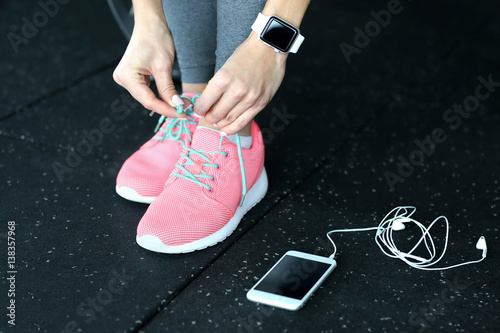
[246,250,336,311]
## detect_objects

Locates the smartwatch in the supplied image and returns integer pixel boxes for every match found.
[251,13,305,54]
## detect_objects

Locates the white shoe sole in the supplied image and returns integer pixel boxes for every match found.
[136,167,269,254]
[116,186,156,204]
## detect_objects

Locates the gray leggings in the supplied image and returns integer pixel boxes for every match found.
[163,0,266,84]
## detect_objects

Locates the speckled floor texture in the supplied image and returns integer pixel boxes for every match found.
[1,0,499,332]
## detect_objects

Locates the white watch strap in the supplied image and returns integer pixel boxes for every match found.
[289,34,304,54]
[251,12,269,35]
[251,13,304,54]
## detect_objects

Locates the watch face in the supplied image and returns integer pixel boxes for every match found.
[261,17,298,53]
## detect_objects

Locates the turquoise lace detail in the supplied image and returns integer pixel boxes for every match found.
[236,135,247,206]
[171,134,248,207]
[151,94,199,143]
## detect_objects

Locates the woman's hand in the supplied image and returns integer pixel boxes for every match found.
[113,17,182,117]
[193,33,288,135]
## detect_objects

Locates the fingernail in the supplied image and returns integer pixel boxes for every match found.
[193,111,202,118]
[172,95,184,107]
[213,123,218,128]
[220,131,227,137]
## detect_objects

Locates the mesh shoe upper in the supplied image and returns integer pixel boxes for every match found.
[137,121,265,248]
[116,93,199,201]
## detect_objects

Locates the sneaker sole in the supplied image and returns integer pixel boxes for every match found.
[136,167,269,253]
[116,186,156,204]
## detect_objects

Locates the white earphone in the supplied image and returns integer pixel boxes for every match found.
[476,236,487,258]
[327,206,487,270]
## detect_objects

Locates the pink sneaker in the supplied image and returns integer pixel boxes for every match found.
[136,121,268,253]
[116,93,199,204]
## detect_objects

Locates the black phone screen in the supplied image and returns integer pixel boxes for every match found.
[254,255,332,300]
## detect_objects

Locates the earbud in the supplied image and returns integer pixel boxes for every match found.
[476,236,487,258]
[327,206,488,271]
[392,218,409,231]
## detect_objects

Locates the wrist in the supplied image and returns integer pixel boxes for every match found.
[247,32,288,64]
[132,15,170,43]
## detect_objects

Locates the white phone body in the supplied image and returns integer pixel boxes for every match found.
[246,250,336,311]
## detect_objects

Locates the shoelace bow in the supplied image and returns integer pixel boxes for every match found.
[151,94,199,143]
[171,135,248,207]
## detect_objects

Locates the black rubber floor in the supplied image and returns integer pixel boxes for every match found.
[1,1,499,332]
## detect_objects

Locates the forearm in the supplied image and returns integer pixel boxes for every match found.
[262,0,311,27]
[131,0,168,30]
